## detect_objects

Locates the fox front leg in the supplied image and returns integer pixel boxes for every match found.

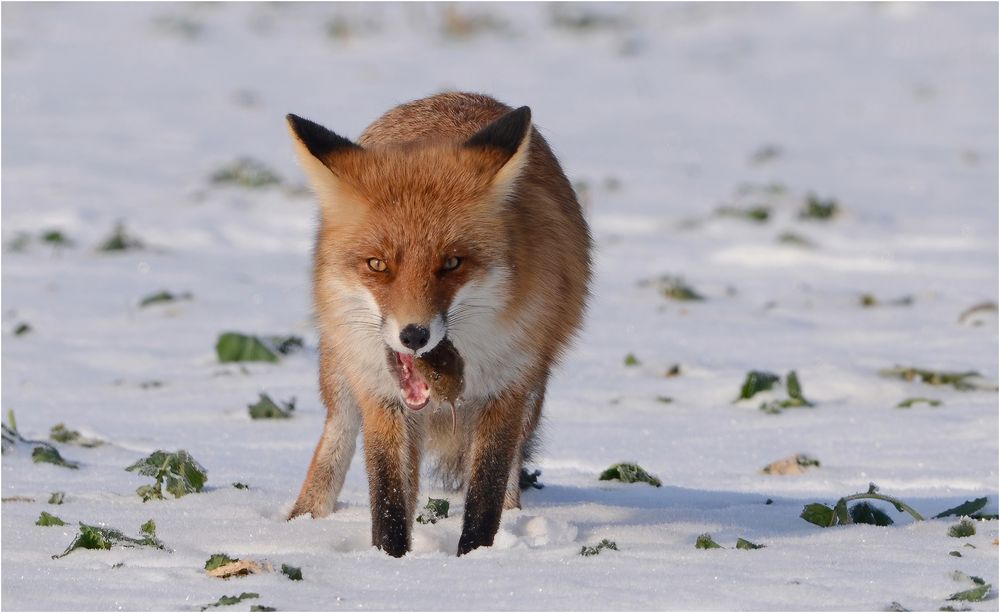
[457,388,528,556]
[361,396,424,557]
[288,369,360,520]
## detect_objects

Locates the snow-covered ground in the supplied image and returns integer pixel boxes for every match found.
[2,2,997,611]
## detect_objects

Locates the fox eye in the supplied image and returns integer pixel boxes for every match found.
[442,256,462,272]
[367,258,387,272]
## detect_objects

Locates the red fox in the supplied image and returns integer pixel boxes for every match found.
[285,92,591,557]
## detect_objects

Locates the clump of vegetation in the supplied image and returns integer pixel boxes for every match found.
[416,498,450,525]
[776,231,815,248]
[757,371,815,414]
[859,294,913,308]
[48,491,65,505]
[695,533,722,549]
[125,450,207,501]
[216,332,303,363]
[97,221,145,252]
[735,538,765,550]
[36,511,66,526]
[934,497,991,519]
[580,538,618,556]
[248,393,295,419]
[50,423,103,448]
[201,593,260,611]
[736,371,780,401]
[205,553,239,572]
[232,482,250,490]
[716,204,771,223]
[53,520,164,559]
[140,290,193,308]
[800,483,925,528]
[654,275,705,301]
[849,502,894,526]
[40,229,74,248]
[948,519,976,538]
[664,364,681,377]
[799,194,840,220]
[599,462,661,487]
[879,367,988,391]
[13,322,32,336]
[281,563,303,581]
[948,572,991,603]
[210,158,282,189]
[896,397,941,408]
[549,4,624,32]
[32,446,80,469]
[3,411,82,468]
[623,353,640,367]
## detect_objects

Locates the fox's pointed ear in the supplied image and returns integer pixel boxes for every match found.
[464,106,532,197]
[286,114,361,208]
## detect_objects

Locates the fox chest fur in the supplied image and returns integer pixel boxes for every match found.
[287,92,591,557]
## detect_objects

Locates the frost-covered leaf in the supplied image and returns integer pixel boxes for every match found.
[40,229,74,247]
[205,553,239,572]
[948,519,976,538]
[736,371,780,401]
[54,522,165,559]
[126,450,207,501]
[36,511,66,526]
[201,592,260,611]
[717,204,771,223]
[879,367,986,391]
[211,157,282,188]
[216,333,278,363]
[49,423,103,447]
[48,491,64,505]
[281,563,303,581]
[248,393,295,419]
[800,194,840,220]
[32,446,80,469]
[735,538,765,550]
[695,533,722,549]
[580,538,618,556]
[935,498,988,519]
[97,221,144,252]
[416,498,450,524]
[948,572,991,602]
[140,290,193,308]
[896,397,942,408]
[849,502,894,526]
[140,519,156,537]
[801,503,836,527]
[599,462,662,487]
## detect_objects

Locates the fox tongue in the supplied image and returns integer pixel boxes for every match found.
[398,353,430,409]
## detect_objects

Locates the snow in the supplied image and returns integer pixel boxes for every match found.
[2,2,997,611]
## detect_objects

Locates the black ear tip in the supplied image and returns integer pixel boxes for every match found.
[513,106,531,122]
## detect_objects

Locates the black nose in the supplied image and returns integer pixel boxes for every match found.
[399,324,430,351]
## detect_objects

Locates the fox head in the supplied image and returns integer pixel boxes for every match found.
[287,105,533,408]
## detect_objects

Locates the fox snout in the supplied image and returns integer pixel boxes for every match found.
[384,314,447,356]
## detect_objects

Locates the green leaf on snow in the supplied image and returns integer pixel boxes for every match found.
[416,498,450,525]
[36,511,66,526]
[248,393,295,420]
[935,498,988,519]
[599,462,662,487]
[125,450,207,501]
[695,533,722,549]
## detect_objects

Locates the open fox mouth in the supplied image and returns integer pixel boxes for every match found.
[388,350,430,410]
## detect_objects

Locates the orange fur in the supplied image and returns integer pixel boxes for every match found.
[287,92,591,556]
